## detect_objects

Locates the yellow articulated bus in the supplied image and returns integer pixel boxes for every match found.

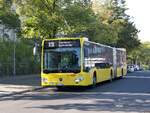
[41,37,127,87]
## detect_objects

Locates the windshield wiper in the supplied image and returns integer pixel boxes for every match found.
[70,70,80,73]
[43,69,80,74]
[43,69,60,73]
[60,69,80,73]
[43,69,52,74]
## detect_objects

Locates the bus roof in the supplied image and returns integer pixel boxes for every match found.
[116,48,126,51]
[43,37,81,41]
[85,40,114,49]
[43,37,126,51]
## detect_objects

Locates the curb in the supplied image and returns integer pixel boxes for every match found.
[0,86,47,98]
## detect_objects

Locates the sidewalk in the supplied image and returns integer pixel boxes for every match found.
[0,75,42,97]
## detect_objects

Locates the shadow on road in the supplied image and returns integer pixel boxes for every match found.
[28,94,150,112]
[24,83,150,112]
[0,75,40,86]
[1,71,150,112]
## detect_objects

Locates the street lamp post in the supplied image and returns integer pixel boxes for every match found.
[11,4,17,76]
[13,31,16,76]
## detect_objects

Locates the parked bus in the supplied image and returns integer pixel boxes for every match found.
[41,37,127,87]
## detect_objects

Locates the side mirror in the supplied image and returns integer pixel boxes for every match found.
[95,63,112,69]
[33,45,37,56]
[108,63,113,67]
[33,41,40,56]
[85,67,90,72]
[95,63,105,68]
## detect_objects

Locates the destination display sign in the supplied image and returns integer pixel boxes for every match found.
[44,39,80,49]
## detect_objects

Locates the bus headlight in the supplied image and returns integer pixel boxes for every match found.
[75,77,84,83]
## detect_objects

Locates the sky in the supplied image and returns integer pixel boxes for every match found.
[126,0,150,42]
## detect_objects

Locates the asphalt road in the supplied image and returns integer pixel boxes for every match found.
[1,71,150,113]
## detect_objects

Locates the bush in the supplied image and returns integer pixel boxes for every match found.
[142,64,149,70]
[0,38,40,76]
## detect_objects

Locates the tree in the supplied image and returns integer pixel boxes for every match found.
[15,0,98,38]
[15,0,64,38]
[14,0,140,52]
[62,2,97,36]
[91,0,125,45]
[0,0,21,31]
[128,42,150,69]
[117,21,140,52]
[109,0,140,51]
[92,0,140,51]
[139,42,150,66]
[0,38,40,76]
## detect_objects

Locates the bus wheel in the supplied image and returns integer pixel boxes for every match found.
[121,69,124,78]
[92,72,97,87]
[110,70,113,82]
[56,86,64,90]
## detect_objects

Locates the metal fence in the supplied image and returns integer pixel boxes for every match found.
[0,62,40,77]
[0,38,41,77]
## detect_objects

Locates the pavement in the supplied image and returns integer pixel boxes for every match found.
[0,74,42,97]
[1,71,150,113]
[1,71,150,98]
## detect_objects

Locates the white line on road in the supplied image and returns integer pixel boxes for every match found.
[100,92,150,96]
[42,91,150,96]
[126,76,150,79]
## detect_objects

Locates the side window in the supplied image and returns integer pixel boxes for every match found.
[83,45,89,72]
[84,47,88,58]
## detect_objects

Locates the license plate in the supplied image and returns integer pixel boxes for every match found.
[57,83,64,86]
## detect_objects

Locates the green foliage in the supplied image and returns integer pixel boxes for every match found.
[128,42,150,67]
[92,0,140,51]
[117,21,141,52]
[139,42,150,65]
[16,0,65,38]
[87,23,118,46]
[15,0,140,53]
[0,0,143,75]
[15,0,97,38]
[0,10,20,29]
[111,0,140,50]
[0,38,40,76]
[0,0,21,30]
[63,2,97,35]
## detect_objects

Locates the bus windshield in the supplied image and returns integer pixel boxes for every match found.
[43,47,81,73]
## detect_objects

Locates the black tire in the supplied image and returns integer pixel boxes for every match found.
[120,69,124,78]
[92,72,97,87]
[56,86,64,90]
[110,70,113,82]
